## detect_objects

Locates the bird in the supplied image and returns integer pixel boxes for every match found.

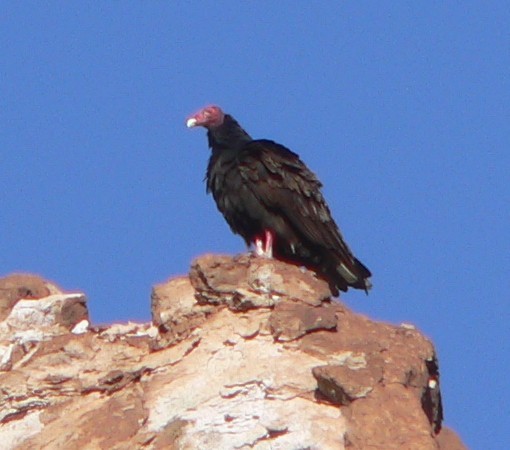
[186,105,372,295]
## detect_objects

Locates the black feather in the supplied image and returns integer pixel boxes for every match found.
[204,113,371,295]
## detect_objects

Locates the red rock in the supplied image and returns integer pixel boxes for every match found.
[0,259,467,449]
[269,301,338,341]
[151,276,214,348]
[437,427,468,450]
[190,253,331,310]
[0,274,60,321]
[312,364,383,405]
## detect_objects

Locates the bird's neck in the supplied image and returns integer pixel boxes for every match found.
[207,115,252,152]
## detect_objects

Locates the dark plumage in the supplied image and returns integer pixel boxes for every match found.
[186,105,372,295]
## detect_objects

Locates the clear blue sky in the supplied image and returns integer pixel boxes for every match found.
[1,3,508,448]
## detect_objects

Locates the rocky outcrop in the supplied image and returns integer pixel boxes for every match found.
[0,258,466,449]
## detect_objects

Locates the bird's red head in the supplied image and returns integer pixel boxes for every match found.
[186,105,225,129]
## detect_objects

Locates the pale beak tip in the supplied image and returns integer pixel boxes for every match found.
[186,117,198,128]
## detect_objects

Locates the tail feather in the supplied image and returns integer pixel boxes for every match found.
[333,257,371,294]
[352,257,372,294]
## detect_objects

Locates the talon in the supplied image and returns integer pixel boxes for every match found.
[255,238,264,256]
[253,230,274,258]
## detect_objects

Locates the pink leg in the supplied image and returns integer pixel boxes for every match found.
[264,229,274,258]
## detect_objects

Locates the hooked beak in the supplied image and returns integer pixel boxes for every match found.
[186,117,198,128]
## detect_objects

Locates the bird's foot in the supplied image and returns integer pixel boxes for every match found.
[255,238,265,256]
[254,230,274,258]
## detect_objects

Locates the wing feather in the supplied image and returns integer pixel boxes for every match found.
[238,140,357,266]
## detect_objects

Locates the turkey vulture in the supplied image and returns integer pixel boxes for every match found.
[186,105,372,295]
